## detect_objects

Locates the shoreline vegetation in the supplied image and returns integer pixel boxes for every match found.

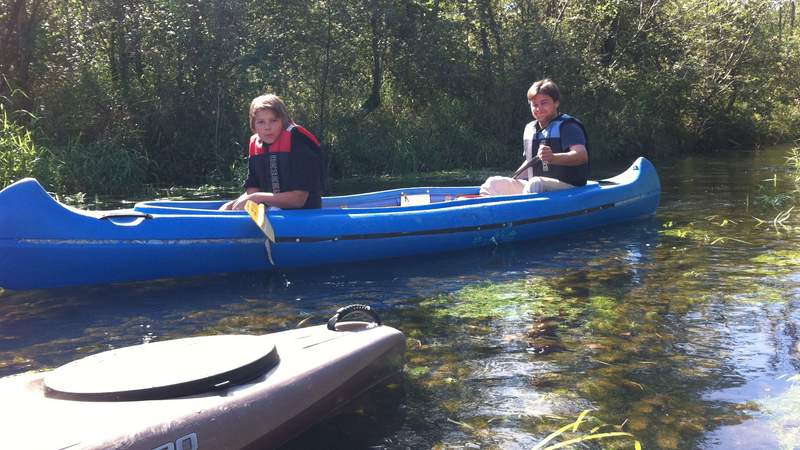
[1,0,799,195]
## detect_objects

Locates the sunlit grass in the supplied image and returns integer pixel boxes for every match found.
[52,191,83,205]
[532,410,642,450]
[786,146,800,180]
[660,220,753,245]
[748,145,800,234]
[751,249,800,268]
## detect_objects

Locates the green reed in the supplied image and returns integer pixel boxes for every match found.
[0,103,39,189]
[532,410,642,450]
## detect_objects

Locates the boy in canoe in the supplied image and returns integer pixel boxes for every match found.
[480,79,589,195]
[220,94,323,210]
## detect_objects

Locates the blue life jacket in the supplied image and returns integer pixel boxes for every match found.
[523,113,589,187]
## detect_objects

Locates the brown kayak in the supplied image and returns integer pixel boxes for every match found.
[0,305,405,450]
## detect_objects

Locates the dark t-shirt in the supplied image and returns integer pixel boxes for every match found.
[556,121,586,150]
[244,131,323,209]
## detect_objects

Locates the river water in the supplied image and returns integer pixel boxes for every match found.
[1,145,799,449]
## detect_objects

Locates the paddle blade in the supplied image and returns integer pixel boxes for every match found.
[245,200,264,227]
[245,200,275,242]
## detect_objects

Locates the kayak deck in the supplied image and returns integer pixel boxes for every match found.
[0,322,405,450]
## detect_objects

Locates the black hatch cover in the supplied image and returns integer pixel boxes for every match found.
[43,335,279,401]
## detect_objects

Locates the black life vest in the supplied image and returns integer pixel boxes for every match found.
[523,113,589,187]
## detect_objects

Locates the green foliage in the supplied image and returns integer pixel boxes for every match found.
[42,131,152,195]
[328,95,508,176]
[0,104,40,188]
[764,101,800,144]
[1,0,799,193]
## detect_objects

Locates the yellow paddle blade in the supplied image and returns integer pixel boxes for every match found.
[244,200,275,242]
[245,200,265,228]
[244,200,276,264]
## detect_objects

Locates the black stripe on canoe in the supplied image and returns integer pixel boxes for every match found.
[275,201,617,243]
[99,211,153,220]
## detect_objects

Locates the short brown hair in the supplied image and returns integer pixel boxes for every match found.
[527,79,560,103]
[249,94,292,130]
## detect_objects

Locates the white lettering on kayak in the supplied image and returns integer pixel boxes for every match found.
[152,432,198,450]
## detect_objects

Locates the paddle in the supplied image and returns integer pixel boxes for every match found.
[245,200,277,266]
[512,156,541,180]
[245,200,276,243]
[512,138,551,179]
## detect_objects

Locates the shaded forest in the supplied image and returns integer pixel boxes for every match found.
[1,0,799,193]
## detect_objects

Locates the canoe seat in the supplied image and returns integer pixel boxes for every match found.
[401,193,430,206]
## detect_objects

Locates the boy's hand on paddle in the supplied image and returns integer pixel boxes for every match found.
[230,193,253,210]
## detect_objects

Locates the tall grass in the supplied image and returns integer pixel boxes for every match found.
[0,103,40,188]
[787,145,800,183]
[41,132,152,195]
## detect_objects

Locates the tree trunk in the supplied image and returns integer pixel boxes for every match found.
[0,0,40,115]
[318,4,333,141]
[362,0,383,114]
[480,0,505,77]
[602,13,620,66]
[0,0,26,78]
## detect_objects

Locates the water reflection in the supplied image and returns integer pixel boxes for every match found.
[2,148,800,449]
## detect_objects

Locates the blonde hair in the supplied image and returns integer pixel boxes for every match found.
[249,94,292,130]
[527,79,560,103]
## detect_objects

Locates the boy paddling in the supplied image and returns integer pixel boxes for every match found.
[481,79,589,195]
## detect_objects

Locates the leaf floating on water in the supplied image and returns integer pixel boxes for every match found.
[447,417,474,430]
[589,357,613,366]
[623,380,646,391]
[585,342,607,350]
[407,366,431,377]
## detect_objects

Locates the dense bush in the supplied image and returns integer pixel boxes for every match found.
[41,132,152,195]
[1,0,799,193]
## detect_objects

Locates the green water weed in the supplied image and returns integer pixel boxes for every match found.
[532,410,642,450]
[419,279,563,321]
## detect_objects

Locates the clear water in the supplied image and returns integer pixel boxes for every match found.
[2,145,799,449]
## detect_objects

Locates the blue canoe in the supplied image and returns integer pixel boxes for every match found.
[0,157,660,290]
